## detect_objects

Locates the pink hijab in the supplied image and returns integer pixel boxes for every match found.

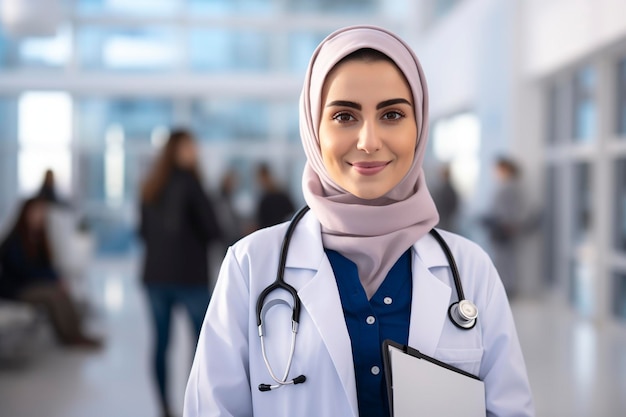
[299,25,439,298]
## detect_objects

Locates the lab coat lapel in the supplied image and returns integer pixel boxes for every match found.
[408,243,451,356]
[285,213,359,416]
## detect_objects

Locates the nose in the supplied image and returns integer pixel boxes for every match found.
[356,120,382,154]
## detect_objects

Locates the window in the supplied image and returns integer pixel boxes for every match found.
[546,79,571,144]
[75,98,175,145]
[0,97,18,143]
[188,0,274,15]
[572,66,597,142]
[77,27,179,71]
[77,0,181,16]
[17,92,72,196]
[617,57,626,136]
[191,99,270,142]
[615,159,626,252]
[286,0,377,14]
[569,259,594,318]
[0,26,70,69]
[287,31,328,73]
[613,272,626,320]
[572,162,592,245]
[544,165,558,284]
[430,112,481,200]
[189,29,272,73]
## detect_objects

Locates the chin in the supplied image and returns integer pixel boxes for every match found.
[349,187,389,201]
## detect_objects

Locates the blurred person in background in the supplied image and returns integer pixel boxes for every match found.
[214,168,245,249]
[36,169,95,309]
[431,163,460,233]
[36,169,70,208]
[139,128,221,417]
[0,197,101,348]
[480,157,525,299]
[254,162,295,229]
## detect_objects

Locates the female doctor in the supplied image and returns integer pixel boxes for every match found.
[184,25,534,417]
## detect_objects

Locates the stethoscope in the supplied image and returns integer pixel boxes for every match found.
[256,205,478,392]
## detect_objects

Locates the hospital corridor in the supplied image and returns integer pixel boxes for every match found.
[2,0,626,416]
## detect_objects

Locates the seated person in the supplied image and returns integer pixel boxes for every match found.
[0,198,101,349]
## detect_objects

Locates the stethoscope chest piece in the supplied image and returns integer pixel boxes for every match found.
[448,299,478,330]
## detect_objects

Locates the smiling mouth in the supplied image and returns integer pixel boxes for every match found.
[350,161,389,176]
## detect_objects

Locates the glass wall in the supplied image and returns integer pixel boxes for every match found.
[543,54,626,320]
[191,99,270,142]
[572,162,592,245]
[572,66,597,142]
[613,272,626,320]
[615,159,626,252]
[619,57,626,136]
[75,98,175,145]
[544,165,558,284]
[77,27,180,72]
[546,79,571,144]
[0,97,18,225]
[0,25,71,70]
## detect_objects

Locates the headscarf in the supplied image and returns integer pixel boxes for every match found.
[299,25,439,299]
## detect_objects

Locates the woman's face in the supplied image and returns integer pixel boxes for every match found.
[318,59,417,200]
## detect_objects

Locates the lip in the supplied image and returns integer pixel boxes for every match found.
[350,161,389,176]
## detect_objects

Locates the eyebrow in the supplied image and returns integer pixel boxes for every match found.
[376,98,412,109]
[326,100,361,110]
[325,98,412,110]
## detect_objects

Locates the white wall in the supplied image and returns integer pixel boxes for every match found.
[522,0,626,78]
[414,0,517,219]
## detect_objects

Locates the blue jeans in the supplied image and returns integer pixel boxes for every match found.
[145,283,210,411]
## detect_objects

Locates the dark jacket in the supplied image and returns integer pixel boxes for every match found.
[0,233,59,299]
[256,191,295,230]
[139,169,221,286]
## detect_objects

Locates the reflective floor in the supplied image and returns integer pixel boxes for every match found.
[1,256,625,417]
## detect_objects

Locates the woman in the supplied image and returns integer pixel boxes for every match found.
[0,197,100,348]
[183,26,534,417]
[139,128,221,417]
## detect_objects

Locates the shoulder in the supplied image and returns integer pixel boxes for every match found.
[229,210,322,269]
[233,223,290,253]
[415,229,500,302]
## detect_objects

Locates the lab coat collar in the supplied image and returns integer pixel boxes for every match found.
[284,211,358,416]
[284,210,325,271]
[408,236,452,356]
[413,229,450,268]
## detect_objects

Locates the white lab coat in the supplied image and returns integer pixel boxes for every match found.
[184,211,534,417]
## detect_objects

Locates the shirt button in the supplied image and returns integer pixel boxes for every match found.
[366,316,376,325]
[371,366,380,375]
[383,297,393,305]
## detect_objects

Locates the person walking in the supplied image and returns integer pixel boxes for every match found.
[139,128,221,417]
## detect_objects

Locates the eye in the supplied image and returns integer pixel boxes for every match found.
[381,110,405,121]
[332,112,356,123]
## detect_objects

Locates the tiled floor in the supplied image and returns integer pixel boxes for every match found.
[1,256,625,417]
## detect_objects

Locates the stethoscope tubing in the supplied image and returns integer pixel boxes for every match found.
[255,206,310,329]
[256,205,478,391]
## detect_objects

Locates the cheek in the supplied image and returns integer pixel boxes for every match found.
[318,128,345,165]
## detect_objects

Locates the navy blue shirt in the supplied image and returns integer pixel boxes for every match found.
[325,249,412,417]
